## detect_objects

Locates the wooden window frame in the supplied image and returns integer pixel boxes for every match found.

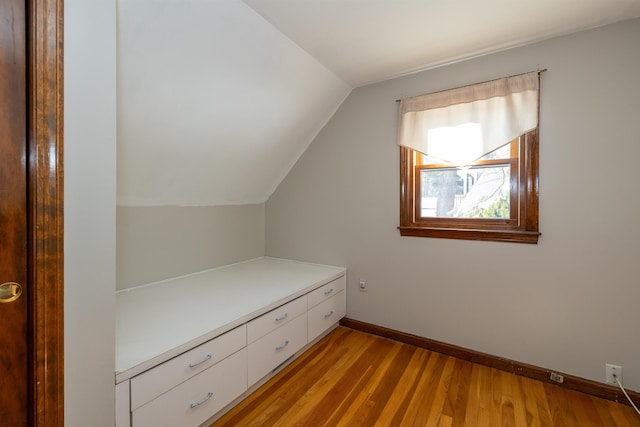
[399,129,540,244]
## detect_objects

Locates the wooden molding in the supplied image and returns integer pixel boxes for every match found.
[340,318,640,407]
[398,226,540,244]
[28,0,64,425]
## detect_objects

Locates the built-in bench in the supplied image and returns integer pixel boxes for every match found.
[115,257,346,427]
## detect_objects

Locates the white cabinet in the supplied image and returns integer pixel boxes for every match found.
[115,258,346,427]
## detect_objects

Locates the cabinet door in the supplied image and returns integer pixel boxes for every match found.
[132,349,247,427]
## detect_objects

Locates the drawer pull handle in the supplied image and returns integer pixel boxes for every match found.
[324,310,334,319]
[275,340,289,351]
[188,354,212,368]
[275,313,288,322]
[190,392,213,409]
[324,288,334,296]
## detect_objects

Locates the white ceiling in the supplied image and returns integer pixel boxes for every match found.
[243,0,640,86]
[117,0,640,206]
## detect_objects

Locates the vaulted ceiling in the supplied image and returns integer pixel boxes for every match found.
[117,0,640,206]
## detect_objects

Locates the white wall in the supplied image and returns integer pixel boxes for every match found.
[64,0,116,425]
[266,19,640,391]
[116,0,351,207]
[117,204,265,290]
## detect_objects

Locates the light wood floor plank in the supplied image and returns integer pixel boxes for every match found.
[447,359,473,427]
[211,327,640,426]
[375,345,429,425]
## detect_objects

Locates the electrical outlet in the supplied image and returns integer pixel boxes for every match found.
[358,279,367,292]
[605,364,622,385]
[550,372,564,383]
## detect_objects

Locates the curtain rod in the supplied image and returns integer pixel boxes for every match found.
[395,68,547,103]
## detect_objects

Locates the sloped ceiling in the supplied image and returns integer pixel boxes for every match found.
[117,0,640,206]
[117,0,351,206]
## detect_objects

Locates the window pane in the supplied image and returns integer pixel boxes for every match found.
[419,141,513,165]
[481,143,512,160]
[420,165,511,218]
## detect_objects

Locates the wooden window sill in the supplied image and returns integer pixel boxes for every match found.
[398,226,540,244]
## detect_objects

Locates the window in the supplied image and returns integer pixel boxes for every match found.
[398,72,541,243]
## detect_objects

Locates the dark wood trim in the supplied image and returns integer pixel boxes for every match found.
[28,0,64,425]
[398,226,540,243]
[399,146,413,226]
[340,318,640,407]
[523,128,540,232]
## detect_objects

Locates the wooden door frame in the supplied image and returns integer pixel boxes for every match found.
[28,0,64,425]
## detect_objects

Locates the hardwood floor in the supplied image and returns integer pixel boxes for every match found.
[212,327,640,426]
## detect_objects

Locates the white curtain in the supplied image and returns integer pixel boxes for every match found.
[397,71,539,165]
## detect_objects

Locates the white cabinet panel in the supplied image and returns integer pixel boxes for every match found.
[308,291,346,342]
[132,348,247,427]
[307,276,346,309]
[247,296,306,344]
[115,380,130,427]
[247,313,307,387]
[130,325,246,411]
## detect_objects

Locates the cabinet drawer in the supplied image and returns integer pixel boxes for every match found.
[247,296,306,343]
[132,348,247,427]
[307,276,345,309]
[247,313,307,387]
[131,325,246,410]
[308,291,346,342]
